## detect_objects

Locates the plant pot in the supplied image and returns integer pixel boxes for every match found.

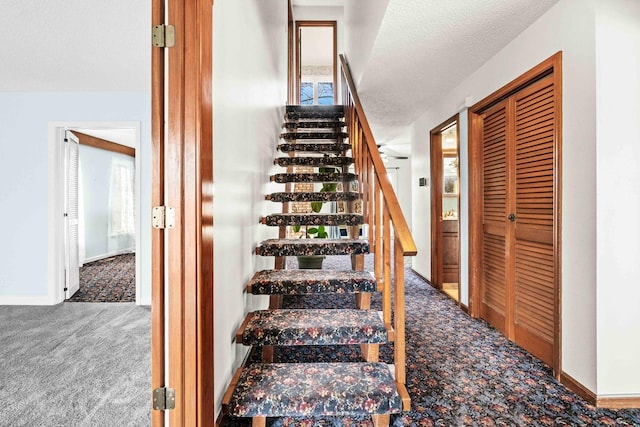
[297,255,325,269]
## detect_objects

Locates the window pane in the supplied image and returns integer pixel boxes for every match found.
[300,82,313,105]
[318,82,333,105]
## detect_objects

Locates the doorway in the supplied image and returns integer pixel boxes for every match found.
[295,21,337,105]
[68,129,137,302]
[468,53,562,372]
[430,116,461,303]
[48,122,141,305]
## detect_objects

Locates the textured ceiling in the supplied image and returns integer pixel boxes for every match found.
[356,0,560,151]
[0,0,149,91]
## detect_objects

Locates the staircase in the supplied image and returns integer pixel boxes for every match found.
[222,105,411,426]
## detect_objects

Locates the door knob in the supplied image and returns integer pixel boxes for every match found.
[508,213,516,222]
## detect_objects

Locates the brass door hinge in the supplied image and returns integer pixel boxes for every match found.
[153,387,175,410]
[152,206,175,229]
[152,25,175,48]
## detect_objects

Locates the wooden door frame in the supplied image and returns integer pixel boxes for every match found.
[287,0,294,104]
[295,20,338,105]
[430,115,459,292]
[468,52,562,374]
[151,0,214,425]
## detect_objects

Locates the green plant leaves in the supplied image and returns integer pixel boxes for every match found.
[310,201,323,213]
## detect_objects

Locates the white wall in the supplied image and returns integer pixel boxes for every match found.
[594,0,640,396]
[344,0,390,85]
[0,93,151,305]
[385,159,412,233]
[0,0,151,306]
[212,0,287,417]
[411,0,599,391]
[79,145,135,262]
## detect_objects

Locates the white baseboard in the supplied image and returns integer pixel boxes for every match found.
[82,249,135,264]
[0,295,57,305]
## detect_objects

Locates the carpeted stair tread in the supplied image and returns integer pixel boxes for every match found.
[266,192,360,203]
[274,156,353,167]
[247,269,377,295]
[256,238,369,257]
[238,309,388,346]
[280,131,348,140]
[226,362,403,417]
[278,142,351,153]
[261,213,363,227]
[271,172,357,183]
[283,120,345,129]
[286,105,344,120]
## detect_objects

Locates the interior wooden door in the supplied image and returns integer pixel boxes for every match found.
[480,100,510,335]
[475,63,560,368]
[512,75,557,365]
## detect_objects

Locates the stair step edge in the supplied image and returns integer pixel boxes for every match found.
[265,192,360,202]
[225,362,404,418]
[261,213,363,226]
[237,309,388,346]
[256,238,369,257]
[247,269,377,295]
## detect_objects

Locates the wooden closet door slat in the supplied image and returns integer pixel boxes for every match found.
[480,102,508,332]
[513,75,557,365]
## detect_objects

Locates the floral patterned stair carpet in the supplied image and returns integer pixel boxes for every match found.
[221,254,640,426]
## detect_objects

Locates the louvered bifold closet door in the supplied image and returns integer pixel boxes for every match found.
[512,75,556,365]
[480,101,510,334]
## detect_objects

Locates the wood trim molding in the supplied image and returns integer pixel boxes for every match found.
[429,115,459,291]
[150,0,165,425]
[163,0,214,425]
[71,131,135,157]
[596,396,640,410]
[561,372,640,409]
[287,0,294,105]
[560,372,596,405]
[410,268,432,286]
[295,21,338,105]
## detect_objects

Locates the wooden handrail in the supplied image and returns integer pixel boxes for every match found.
[340,54,416,411]
[339,54,417,256]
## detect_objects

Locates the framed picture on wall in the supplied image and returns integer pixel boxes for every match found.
[443,156,458,195]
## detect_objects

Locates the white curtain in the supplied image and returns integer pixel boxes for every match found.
[109,157,135,237]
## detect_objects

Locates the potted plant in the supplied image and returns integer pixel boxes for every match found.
[293,167,337,269]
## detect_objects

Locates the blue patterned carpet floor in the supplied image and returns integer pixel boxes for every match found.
[222,255,640,426]
[67,253,135,302]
